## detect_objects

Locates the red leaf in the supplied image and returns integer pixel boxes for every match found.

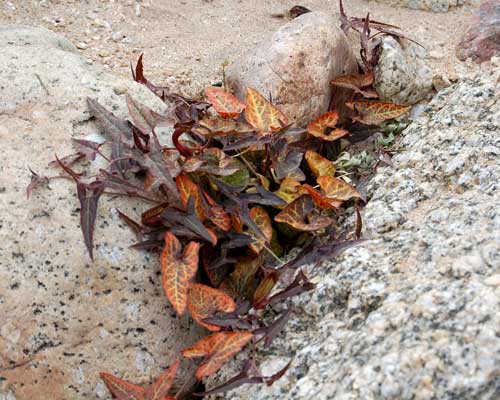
[307,111,349,142]
[205,86,245,118]
[245,88,289,132]
[187,283,237,331]
[161,232,200,315]
[182,331,254,380]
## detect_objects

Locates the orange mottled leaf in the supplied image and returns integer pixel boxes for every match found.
[274,178,304,205]
[253,270,280,309]
[203,191,231,232]
[182,331,254,380]
[307,111,350,142]
[248,206,272,254]
[304,150,336,178]
[346,100,410,125]
[187,283,237,331]
[274,195,333,231]
[161,232,200,316]
[245,87,289,132]
[182,332,226,358]
[301,184,343,210]
[176,174,204,220]
[145,360,179,400]
[205,86,245,118]
[99,372,146,400]
[194,119,254,137]
[141,202,169,227]
[330,71,378,98]
[317,176,361,202]
[220,256,261,300]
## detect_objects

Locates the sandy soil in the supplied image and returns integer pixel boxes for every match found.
[1,0,480,97]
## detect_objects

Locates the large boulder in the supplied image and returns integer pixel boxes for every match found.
[225,12,358,128]
[457,0,500,63]
[369,0,481,12]
[0,25,202,399]
[374,36,433,105]
[221,68,500,398]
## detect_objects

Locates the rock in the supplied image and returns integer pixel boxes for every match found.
[457,0,500,63]
[225,12,357,128]
[219,68,500,399]
[76,41,88,50]
[374,36,433,105]
[369,0,481,12]
[0,25,202,399]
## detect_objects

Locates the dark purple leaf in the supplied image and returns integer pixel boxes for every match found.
[264,358,293,386]
[130,133,181,206]
[87,97,133,173]
[269,270,316,305]
[48,152,85,168]
[26,167,50,199]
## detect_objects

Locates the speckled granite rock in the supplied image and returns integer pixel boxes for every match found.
[218,68,500,398]
[374,36,433,105]
[369,0,480,12]
[457,0,500,63]
[226,12,357,127]
[0,25,202,399]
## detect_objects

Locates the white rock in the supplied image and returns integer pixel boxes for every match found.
[226,12,357,127]
[374,36,433,105]
[0,25,202,399]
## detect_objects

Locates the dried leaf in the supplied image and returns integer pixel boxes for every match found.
[248,207,272,254]
[274,195,333,231]
[317,176,361,202]
[307,111,349,142]
[205,86,245,118]
[245,87,289,132]
[161,232,200,315]
[304,150,336,177]
[182,331,254,380]
[99,372,146,400]
[346,100,410,125]
[187,283,237,331]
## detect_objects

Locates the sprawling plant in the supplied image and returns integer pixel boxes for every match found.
[29,2,412,398]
